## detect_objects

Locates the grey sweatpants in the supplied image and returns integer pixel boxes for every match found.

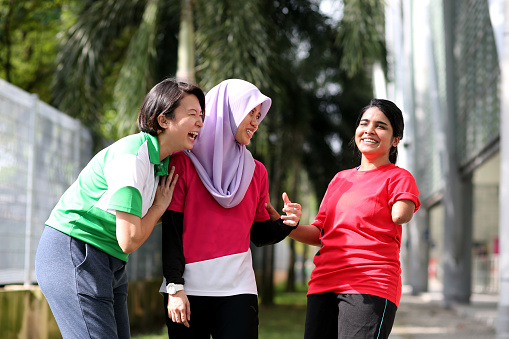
[35,226,130,339]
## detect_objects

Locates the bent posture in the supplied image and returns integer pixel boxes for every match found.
[35,79,205,339]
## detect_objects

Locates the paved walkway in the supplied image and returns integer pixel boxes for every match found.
[390,291,497,338]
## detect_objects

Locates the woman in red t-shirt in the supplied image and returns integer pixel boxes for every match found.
[291,99,420,339]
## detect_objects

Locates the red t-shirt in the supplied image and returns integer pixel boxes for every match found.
[308,164,420,307]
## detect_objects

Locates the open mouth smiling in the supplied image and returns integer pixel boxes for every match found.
[361,138,378,144]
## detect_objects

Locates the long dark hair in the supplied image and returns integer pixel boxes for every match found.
[351,99,404,164]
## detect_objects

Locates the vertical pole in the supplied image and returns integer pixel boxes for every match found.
[23,94,38,287]
[403,0,430,295]
[408,210,429,294]
[441,0,471,304]
[496,0,509,335]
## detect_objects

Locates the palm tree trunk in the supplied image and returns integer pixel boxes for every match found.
[261,245,275,305]
[176,0,195,83]
[286,238,296,292]
[301,244,307,284]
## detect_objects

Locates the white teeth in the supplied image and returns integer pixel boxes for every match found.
[363,138,377,144]
[189,131,198,140]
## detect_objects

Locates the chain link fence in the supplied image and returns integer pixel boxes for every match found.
[0,79,91,285]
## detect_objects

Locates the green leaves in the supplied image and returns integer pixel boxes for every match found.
[0,0,65,101]
[52,0,146,131]
[194,0,273,91]
[111,0,159,137]
[335,0,387,78]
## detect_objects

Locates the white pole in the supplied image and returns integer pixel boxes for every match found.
[496,0,509,335]
[23,94,38,287]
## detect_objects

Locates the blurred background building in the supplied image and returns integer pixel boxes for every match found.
[380,0,507,336]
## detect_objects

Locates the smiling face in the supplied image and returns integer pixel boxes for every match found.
[354,107,400,165]
[235,104,262,145]
[161,94,204,153]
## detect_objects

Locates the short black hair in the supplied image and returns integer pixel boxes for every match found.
[137,79,205,136]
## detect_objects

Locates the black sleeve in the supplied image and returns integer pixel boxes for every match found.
[162,210,185,285]
[250,218,299,247]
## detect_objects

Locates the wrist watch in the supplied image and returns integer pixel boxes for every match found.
[166,283,184,295]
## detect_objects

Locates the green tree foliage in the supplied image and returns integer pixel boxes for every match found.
[51,0,160,135]
[0,0,66,102]
[194,0,274,90]
[336,0,387,77]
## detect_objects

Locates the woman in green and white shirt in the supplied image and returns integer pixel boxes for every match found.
[35,79,205,339]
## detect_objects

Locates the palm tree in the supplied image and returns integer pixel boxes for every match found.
[51,0,279,140]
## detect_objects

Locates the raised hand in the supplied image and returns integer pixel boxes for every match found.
[281,192,302,226]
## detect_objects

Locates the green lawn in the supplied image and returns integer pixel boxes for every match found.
[133,284,308,339]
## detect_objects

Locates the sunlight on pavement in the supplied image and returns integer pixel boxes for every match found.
[391,325,454,334]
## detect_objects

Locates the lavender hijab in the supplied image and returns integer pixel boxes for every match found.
[186,79,272,208]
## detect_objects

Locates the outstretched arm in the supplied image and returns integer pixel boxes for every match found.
[289,224,321,246]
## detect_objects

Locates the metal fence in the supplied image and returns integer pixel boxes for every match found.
[454,0,500,168]
[0,79,163,286]
[0,79,92,285]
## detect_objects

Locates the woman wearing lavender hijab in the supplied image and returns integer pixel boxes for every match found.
[159,79,302,338]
